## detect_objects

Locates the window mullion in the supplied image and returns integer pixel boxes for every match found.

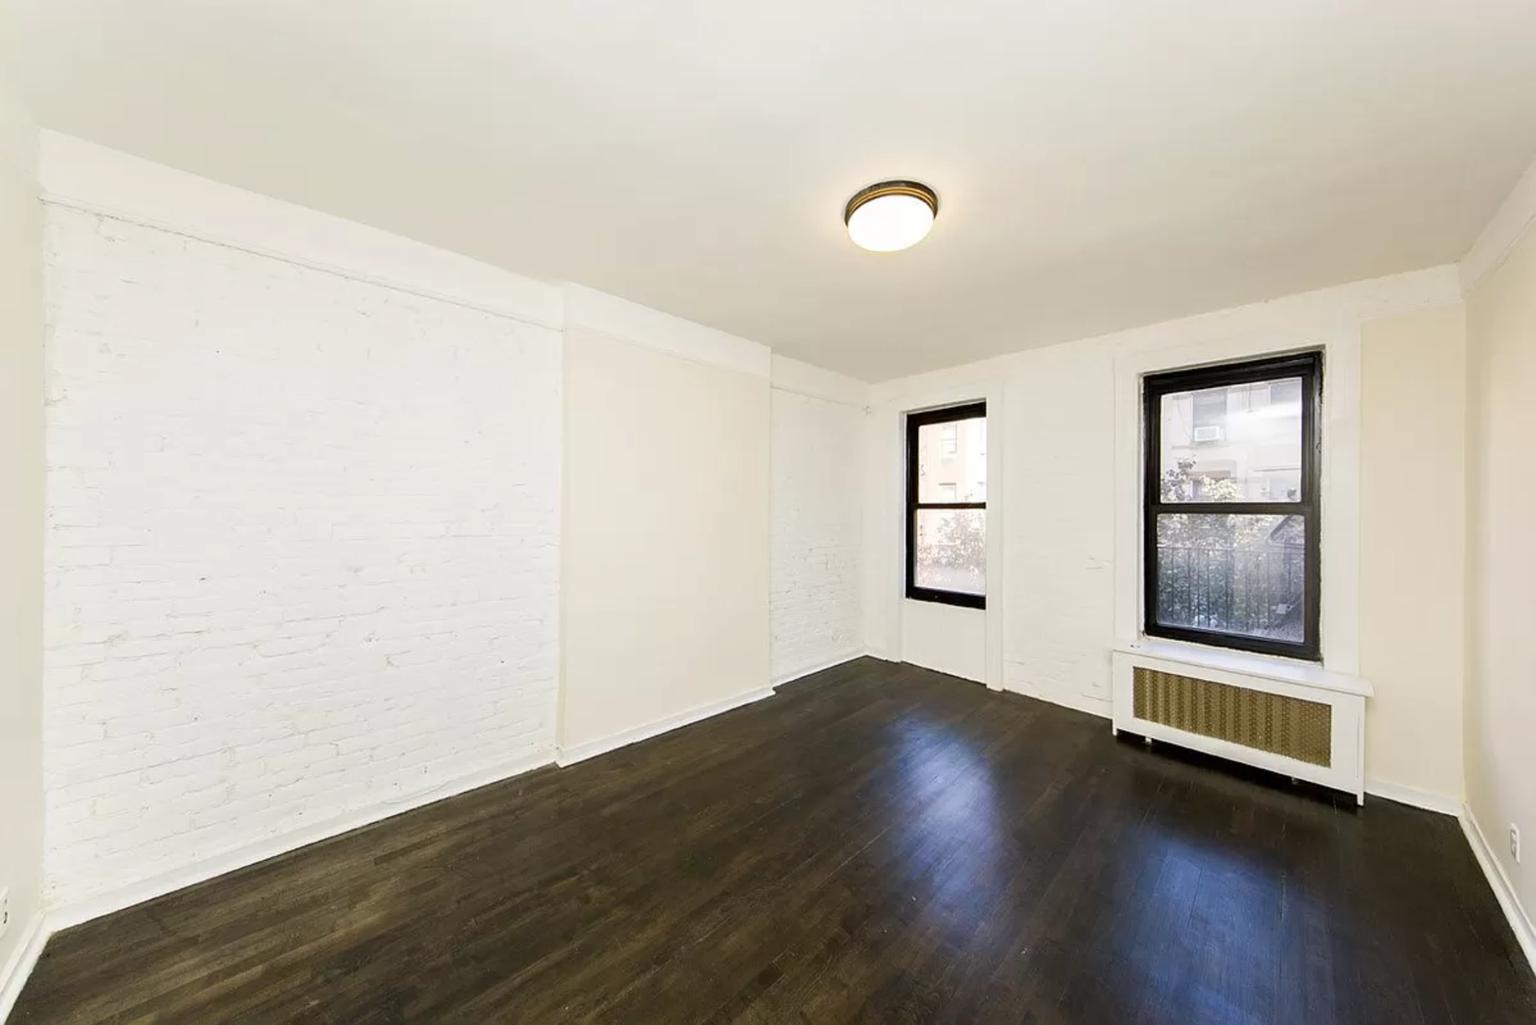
[1150,502,1309,516]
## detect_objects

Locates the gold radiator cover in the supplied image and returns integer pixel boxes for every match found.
[1132,667,1332,767]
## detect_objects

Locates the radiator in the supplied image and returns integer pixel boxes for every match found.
[1112,646,1369,803]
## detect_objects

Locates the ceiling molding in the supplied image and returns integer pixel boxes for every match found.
[37,132,566,331]
[563,284,771,380]
[872,264,1462,394]
[1460,155,1536,294]
[770,354,870,408]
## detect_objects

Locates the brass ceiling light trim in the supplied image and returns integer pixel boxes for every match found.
[843,180,940,252]
[843,180,939,224]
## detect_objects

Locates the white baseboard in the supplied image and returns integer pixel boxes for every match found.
[16,680,794,1010]
[1460,804,1536,975]
[1005,679,1113,720]
[45,751,553,934]
[1364,780,1462,816]
[556,688,774,767]
[772,649,864,687]
[0,912,49,1024]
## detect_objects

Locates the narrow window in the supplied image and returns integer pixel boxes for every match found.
[907,402,986,608]
[1143,353,1321,659]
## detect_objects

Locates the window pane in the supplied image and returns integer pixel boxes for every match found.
[1158,378,1303,502]
[916,416,986,502]
[1154,513,1305,644]
[914,508,985,595]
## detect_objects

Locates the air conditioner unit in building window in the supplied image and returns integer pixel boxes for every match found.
[1192,425,1224,442]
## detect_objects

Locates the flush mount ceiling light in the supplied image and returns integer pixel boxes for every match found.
[844,180,939,253]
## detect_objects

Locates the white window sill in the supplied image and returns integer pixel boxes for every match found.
[1115,637,1373,698]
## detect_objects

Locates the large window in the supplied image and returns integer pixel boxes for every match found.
[1143,353,1320,659]
[907,402,986,608]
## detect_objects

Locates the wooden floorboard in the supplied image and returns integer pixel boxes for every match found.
[13,657,1536,1024]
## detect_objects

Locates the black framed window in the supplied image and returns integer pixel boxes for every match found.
[906,402,986,608]
[1143,353,1321,660]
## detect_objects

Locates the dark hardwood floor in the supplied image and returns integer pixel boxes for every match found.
[14,658,1536,1024]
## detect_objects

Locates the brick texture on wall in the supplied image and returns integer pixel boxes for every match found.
[769,388,864,682]
[41,207,562,906]
[1001,341,1116,716]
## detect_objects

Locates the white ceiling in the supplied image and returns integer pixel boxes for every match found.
[13,1,1536,380]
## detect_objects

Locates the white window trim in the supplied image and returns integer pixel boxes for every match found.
[865,376,1007,691]
[1112,324,1362,676]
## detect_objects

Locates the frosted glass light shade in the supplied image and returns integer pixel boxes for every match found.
[844,181,938,253]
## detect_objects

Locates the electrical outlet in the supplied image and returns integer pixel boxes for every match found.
[1511,825,1522,865]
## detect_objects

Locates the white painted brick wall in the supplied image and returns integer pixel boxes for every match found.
[41,207,562,905]
[770,388,863,681]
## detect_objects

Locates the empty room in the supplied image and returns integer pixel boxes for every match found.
[3,2,1536,1022]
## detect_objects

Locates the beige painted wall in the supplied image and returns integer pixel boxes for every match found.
[1359,305,1466,803]
[0,50,45,982]
[1464,223,1536,922]
[560,326,771,752]
[861,269,1474,800]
